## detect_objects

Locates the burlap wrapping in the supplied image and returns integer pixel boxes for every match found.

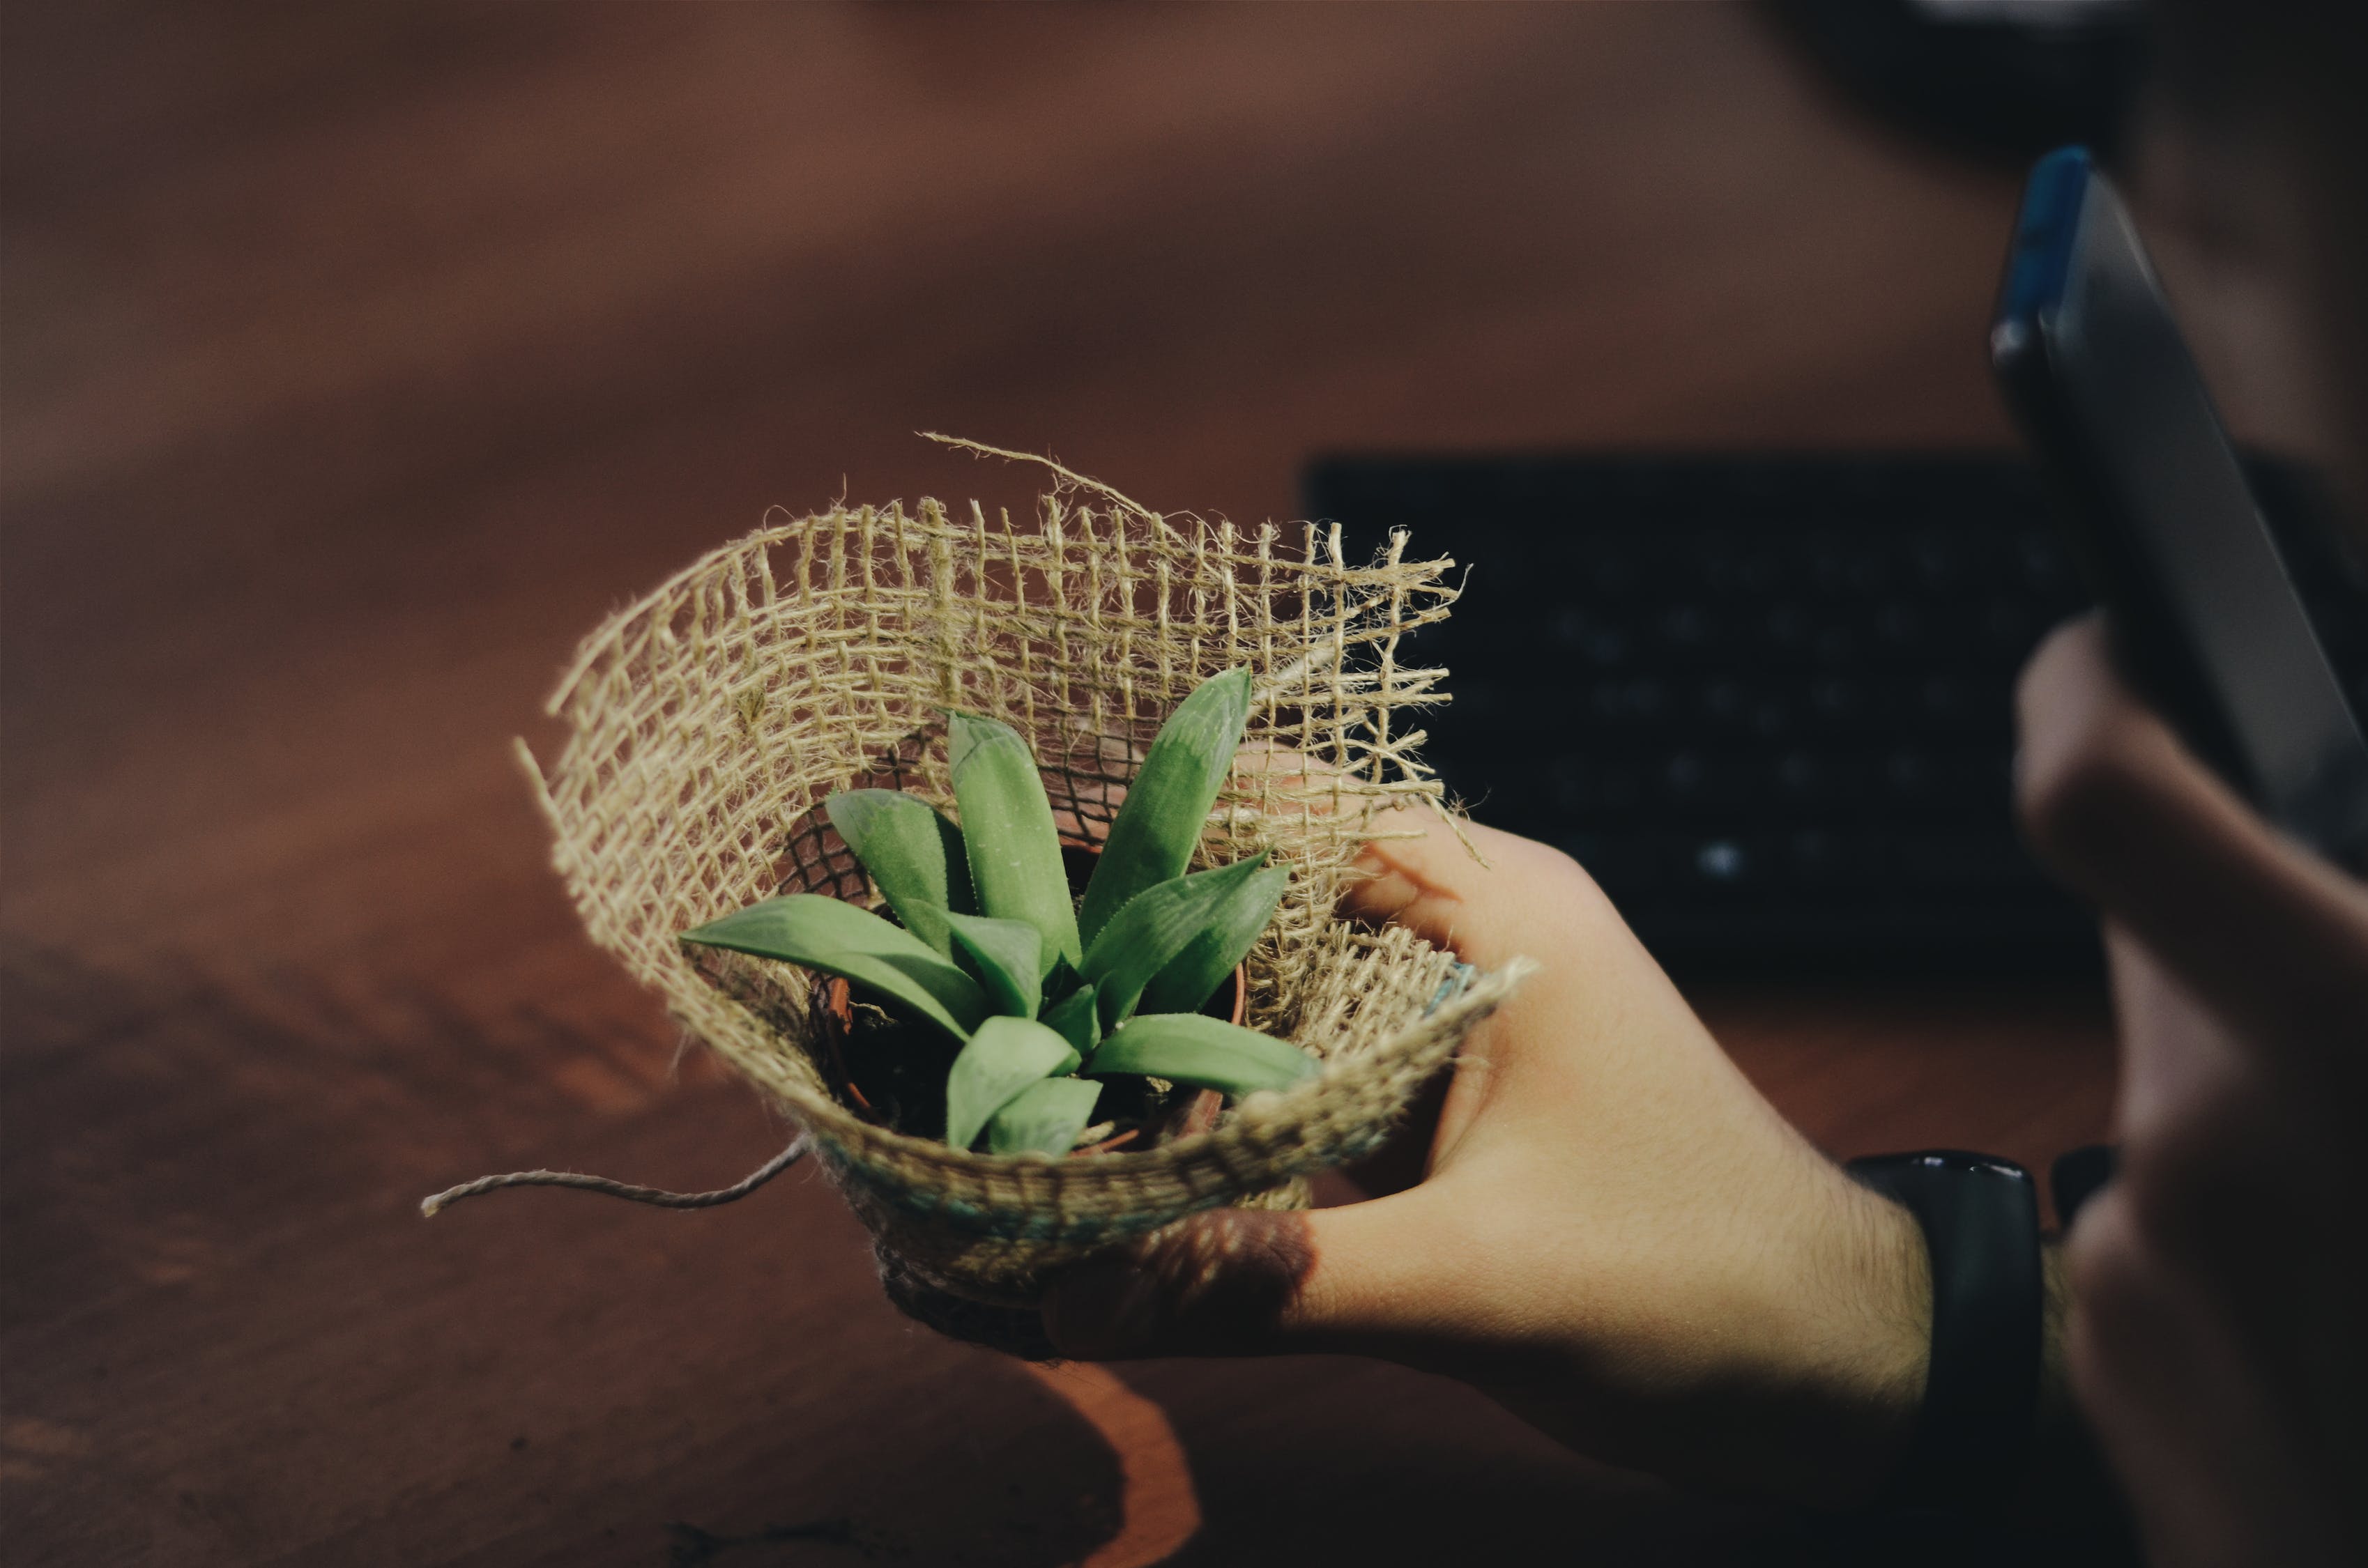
[518,452,1524,1342]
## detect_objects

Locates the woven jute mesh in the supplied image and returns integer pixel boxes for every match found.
[519,452,1523,1331]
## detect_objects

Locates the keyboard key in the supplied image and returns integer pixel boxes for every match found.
[1692,836,1751,885]
[1914,672,1980,732]
[1551,756,1644,812]
[2016,532,2076,595]
[1775,747,1870,808]
[1748,692,1796,739]
[1699,677,1752,728]
[1874,599,1923,645]
[1658,601,1716,655]
[1589,550,1644,597]
[1804,533,1855,595]
[1808,676,1867,727]
[1983,596,2038,653]
[1764,601,1814,652]
[1663,749,1713,801]
[1909,532,1971,593]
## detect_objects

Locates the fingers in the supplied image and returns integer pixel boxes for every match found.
[1230,745,1624,978]
[1041,1186,1472,1362]
[1334,1056,1456,1199]
[1343,807,1628,972]
[2015,615,2368,1080]
[2065,1185,2344,1562]
[1042,1209,1313,1360]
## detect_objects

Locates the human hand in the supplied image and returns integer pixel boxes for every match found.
[2016,614,2368,1567]
[1041,809,1934,1508]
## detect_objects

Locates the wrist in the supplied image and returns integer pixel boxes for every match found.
[1736,1171,1935,1509]
[1550,1160,1933,1510]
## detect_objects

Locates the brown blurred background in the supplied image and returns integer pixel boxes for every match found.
[0,3,2305,1564]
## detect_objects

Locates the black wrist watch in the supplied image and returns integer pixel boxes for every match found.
[1847,1149,2044,1516]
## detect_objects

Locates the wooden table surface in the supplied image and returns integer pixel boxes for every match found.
[4,6,2127,1564]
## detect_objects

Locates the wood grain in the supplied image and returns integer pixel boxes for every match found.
[3,5,2113,1564]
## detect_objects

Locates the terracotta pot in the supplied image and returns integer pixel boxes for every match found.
[818,842,1242,1155]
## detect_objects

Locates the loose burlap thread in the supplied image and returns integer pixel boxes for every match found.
[519,447,1524,1339]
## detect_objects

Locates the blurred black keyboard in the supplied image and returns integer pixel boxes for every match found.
[1306,453,2368,973]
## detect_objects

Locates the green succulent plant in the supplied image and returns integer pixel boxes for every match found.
[682,668,1314,1157]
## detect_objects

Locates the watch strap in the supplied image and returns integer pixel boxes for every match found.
[1848,1149,2043,1516]
[2052,1143,2118,1227]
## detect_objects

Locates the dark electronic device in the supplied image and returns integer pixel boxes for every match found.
[1992,146,2368,871]
[1301,454,2368,973]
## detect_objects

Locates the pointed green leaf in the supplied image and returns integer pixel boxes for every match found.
[682,894,985,1040]
[943,909,1042,1020]
[826,789,974,954]
[1087,1013,1317,1098]
[1081,854,1270,1029]
[1039,981,1101,1058]
[1078,667,1251,948]
[945,1016,1082,1151]
[1136,863,1287,1017]
[947,712,1080,975]
[986,1076,1104,1157]
[1040,953,1086,1010]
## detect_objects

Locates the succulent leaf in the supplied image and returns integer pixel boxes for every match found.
[1080,854,1271,1029]
[942,909,1044,1020]
[1077,668,1251,948]
[1039,981,1101,1057]
[1136,863,1287,1017]
[680,894,985,1040]
[985,1076,1104,1157]
[1087,1013,1317,1098]
[944,1016,1083,1151]
[947,711,1080,975]
[825,789,974,953]
[1040,953,1086,1009]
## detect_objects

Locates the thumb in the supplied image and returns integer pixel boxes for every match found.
[1344,807,1629,977]
[1041,1190,1448,1360]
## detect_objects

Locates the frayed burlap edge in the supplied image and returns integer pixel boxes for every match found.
[519,445,1523,1322]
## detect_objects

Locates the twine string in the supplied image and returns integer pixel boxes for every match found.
[419,1137,808,1219]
